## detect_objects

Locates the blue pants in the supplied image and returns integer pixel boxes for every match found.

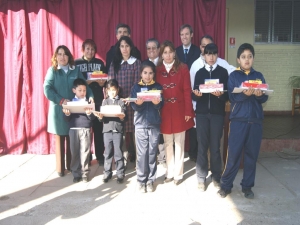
[135,127,160,184]
[221,121,262,190]
[196,114,224,183]
[103,132,125,177]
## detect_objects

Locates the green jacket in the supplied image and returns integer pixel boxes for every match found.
[43,65,94,135]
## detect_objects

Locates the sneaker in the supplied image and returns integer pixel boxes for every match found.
[198,182,206,192]
[73,177,82,183]
[217,188,231,198]
[102,173,112,183]
[242,188,254,199]
[82,177,88,183]
[139,183,146,193]
[117,176,124,184]
[147,182,154,192]
[212,180,221,189]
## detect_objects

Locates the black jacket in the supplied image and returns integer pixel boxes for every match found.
[192,65,229,116]
[176,44,201,70]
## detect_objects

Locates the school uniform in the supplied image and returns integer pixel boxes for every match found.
[192,64,229,183]
[131,80,164,184]
[221,67,268,191]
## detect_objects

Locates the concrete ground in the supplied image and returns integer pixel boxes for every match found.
[0,151,300,225]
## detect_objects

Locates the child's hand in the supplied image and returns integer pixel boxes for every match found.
[243,87,255,96]
[88,97,94,103]
[118,113,125,120]
[84,108,93,115]
[121,98,130,106]
[63,108,71,116]
[93,112,103,119]
[135,98,144,105]
[254,89,263,97]
[192,90,202,96]
[152,97,160,105]
[211,90,223,97]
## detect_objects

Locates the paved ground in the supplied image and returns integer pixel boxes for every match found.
[0,151,300,225]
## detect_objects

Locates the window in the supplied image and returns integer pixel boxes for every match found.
[255,0,300,43]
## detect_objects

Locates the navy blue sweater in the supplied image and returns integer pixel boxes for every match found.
[228,68,268,123]
[131,81,164,129]
[192,65,229,116]
[64,112,95,128]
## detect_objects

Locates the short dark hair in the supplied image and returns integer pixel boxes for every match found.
[204,43,218,55]
[81,39,97,53]
[146,38,160,48]
[237,43,255,58]
[179,24,193,34]
[200,35,214,44]
[115,23,131,35]
[140,60,156,78]
[73,78,87,89]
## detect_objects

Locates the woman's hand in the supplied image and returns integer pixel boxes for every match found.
[192,90,202,97]
[211,90,223,97]
[152,97,160,105]
[89,97,94,103]
[135,98,144,105]
[63,108,71,116]
[62,99,70,105]
[243,87,255,96]
[185,116,191,122]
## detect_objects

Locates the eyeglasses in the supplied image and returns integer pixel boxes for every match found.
[161,70,176,77]
[162,83,176,89]
[147,47,158,51]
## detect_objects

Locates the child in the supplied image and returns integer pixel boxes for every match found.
[192,43,229,192]
[131,61,163,193]
[218,43,268,199]
[94,79,126,184]
[62,78,95,183]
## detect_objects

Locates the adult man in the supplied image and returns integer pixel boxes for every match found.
[175,24,201,69]
[106,23,141,70]
[144,38,160,65]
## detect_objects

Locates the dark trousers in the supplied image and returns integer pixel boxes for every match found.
[196,114,224,183]
[69,128,91,178]
[188,127,198,159]
[55,135,71,173]
[103,132,125,177]
[92,119,104,161]
[221,121,262,191]
[135,127,160,184]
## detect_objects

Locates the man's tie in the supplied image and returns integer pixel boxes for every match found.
[184,49,188,63]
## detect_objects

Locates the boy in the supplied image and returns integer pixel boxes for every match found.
[192,43,229,192]
[63,78,95,183]
[218,43,268,199]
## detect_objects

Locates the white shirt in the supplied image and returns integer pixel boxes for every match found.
[149,57,159,66]
[182,44,191,54]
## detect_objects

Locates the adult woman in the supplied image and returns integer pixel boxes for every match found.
[108,36,141,162]
[156,40,194,185]
[44,45,94,177]
[75,39,106,165]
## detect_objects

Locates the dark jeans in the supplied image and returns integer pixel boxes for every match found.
[188,127,198,159]
[196,113,224,183]
[92,118,104,161]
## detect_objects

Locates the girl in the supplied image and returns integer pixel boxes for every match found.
[94,79,126,184]
[131,61,163,193]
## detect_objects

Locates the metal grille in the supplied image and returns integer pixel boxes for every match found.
[255,0,300,43]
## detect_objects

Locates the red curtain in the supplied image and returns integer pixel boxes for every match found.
[0,0,226,154]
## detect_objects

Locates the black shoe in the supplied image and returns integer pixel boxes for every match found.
[242,188,254,199]
[164,177,174,183]
[117,176,124,184]
[147,182,154,192]
[198,182,206,192]
[58,172,64,177]
[139,183,146,193]
[217,188,231,198]
[174,179,183,186]
[212,180,221,189]
[82,177,88,183]
[73,177,82,183]
[102,173,112,183]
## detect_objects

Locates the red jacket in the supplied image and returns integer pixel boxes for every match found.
[156,63,195,134]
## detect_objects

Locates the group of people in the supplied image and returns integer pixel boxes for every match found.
[43,23,268,199]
